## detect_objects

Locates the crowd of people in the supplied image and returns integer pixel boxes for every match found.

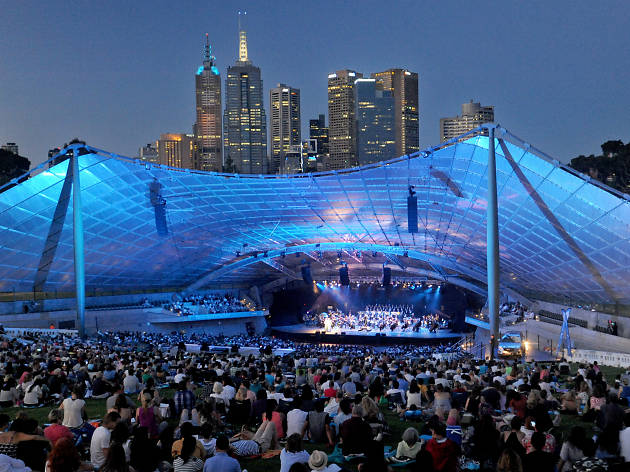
[166,293,249,316]
[0,328,630,471]
[305,307,449,335]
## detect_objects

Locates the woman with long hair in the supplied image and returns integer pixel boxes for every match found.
[557,426,587,472]
[99,441,129,472]
[496,448,523,472]
[129,427,160,472]
[46,437,81,472]
[0,376,19,407]
[59,386,86,430]
[136,392,160,438]
[173,436,203,472]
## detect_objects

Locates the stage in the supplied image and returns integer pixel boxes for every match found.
[272,323,463,346]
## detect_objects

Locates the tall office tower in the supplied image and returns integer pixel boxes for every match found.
[440,100,495,142]
[270,84,301,173]
[138,143,159,164]
[1,143,19,155]
[327,69,363,170]
[157,133,194,168]
[372,68,419,156]
[309,114,329,157]
[194,34,222,172]
[223,14,268,174]
[354,78,396,165]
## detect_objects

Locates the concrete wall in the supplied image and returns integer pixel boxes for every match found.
[532,300,630,337]
[0,307,267,336]
[515,319,630,354]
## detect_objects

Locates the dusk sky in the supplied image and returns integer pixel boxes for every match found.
[2,0,629,167]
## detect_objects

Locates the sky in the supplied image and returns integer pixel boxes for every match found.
[1,0,629,168]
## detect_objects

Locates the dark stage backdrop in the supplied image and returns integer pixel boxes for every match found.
[269,283,483,331]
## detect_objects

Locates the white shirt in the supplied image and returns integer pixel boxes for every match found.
[174,373,186,384]
[387,388,406,403]
[61,398,85,428]
[324,398,340,414]
[286,409,308,437]
[222,385,236,401]
[90,426,111,468]
[280,449,310,472]
[620,427,630,461]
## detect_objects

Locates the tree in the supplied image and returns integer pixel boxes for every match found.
[601,140,624,157]
[569,140,630,193]
[0,149,31,191]
[222,154,237,173]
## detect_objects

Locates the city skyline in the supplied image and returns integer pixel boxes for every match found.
[1,1,629,168]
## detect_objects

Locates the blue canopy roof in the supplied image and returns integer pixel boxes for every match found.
[1,126,628,305]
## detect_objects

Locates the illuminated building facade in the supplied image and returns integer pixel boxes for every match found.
[372,68,419,156]
[309,114,329,159]
[440,100,494,142]
[327,69,362,170]
[194,34,222,172]
[157,133,194,168]
[138,143,159,164]
[223,20,268,174]
[354,78,395,165]
[270,84,301,173]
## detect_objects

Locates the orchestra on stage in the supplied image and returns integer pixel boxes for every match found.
[303,304,450,335]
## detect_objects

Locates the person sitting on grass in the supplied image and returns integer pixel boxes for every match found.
[229,417,278,456]
[425,421,459,472]
[280,433,310,472]
[43,409,74,446]
[203,434,241,472]
[307,400,335,447]
[395,427,422,461]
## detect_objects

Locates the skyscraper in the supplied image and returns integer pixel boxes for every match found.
[354,78,395,165]
[440,100,494,142]
[372,68,419,156]
[194,34,222,172]
[309,114,329,157]
[138,143,159,164]
[270,84,301,173]
[1,143,19,155]
[327,70,362,170]
[223,14,268,174]
[157,134,194,168]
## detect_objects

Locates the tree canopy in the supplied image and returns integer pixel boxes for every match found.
[569,140,630,194]
[0,149,31,189]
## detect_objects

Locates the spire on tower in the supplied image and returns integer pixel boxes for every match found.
[204,33,210,62]
[198,33,218,76]
[237,10,249,63]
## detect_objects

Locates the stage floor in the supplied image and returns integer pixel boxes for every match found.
[273,323,462,340]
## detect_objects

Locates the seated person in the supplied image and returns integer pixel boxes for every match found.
[307,400,335,447]
[395,427,422,460]
[339,405,373,456]
[229,419,277,456]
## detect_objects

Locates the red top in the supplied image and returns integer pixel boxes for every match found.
[44,424,74,445]
[426,437,460,472]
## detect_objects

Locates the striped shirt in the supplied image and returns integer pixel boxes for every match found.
[173,456,204,472]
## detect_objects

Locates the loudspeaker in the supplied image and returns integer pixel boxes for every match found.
[407,195,418,233]
[301,265,313,285]
[382,267,391,286]
[339,266,350,286]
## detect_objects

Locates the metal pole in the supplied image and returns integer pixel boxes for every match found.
[72,150,86,338]
[486,127,500,359]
